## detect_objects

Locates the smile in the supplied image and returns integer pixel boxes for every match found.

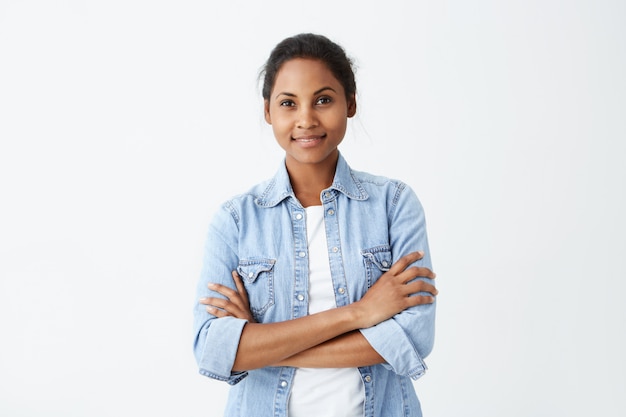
[292,134,326,142]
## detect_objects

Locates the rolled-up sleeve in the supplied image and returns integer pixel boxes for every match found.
[193,203,249,385]
[360,183,436,380]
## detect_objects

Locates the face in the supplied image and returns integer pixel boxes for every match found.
[264,58,356,171]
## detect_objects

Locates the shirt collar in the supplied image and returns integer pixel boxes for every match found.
[255,153,369,208]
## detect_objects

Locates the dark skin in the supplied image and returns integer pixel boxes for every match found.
[198,58,438,371]
[200,252,437,370]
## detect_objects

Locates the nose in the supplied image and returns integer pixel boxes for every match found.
[296,105,318,129]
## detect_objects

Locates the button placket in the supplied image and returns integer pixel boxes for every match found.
[291,206,308,319]
[321,196,351,307]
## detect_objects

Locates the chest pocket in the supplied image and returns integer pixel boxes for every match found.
[237,258,276,319]
[361,245,392,288]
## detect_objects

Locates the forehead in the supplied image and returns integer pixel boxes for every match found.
[272,58,344,95]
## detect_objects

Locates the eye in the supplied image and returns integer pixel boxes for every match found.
[316,96,332,105]
[279,99,295,107]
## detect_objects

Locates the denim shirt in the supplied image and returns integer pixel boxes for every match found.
[193,154,435,417]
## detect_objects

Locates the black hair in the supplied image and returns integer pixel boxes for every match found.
[261,33,357,104]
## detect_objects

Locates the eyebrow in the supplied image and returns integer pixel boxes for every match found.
[274,86,337,100]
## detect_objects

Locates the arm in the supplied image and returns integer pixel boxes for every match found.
[203,284,386,369]
[193,206,248,383]
[200,251,436,371]
[359,183,436,379]
[272,331,384,368]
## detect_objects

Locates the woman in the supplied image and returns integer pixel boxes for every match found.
[193,33,437,417]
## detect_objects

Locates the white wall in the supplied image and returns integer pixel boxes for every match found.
[1,1,624,416]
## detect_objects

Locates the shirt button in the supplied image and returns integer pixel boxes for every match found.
[297,294,304,301]
[364,375,372,383]
[248,272,254,278]
[382,261,389,267]
[338,287,345,295]
[295,213,303,220]
[324,192,331,199]
[280,380,288,387]
[327,209,335,216]
[298,251,306,258]
[332,246,339,253]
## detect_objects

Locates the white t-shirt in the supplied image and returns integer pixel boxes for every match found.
[288,206,365,417]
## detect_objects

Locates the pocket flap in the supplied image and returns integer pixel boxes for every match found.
[361,245,392,271]
[237,259,276,283]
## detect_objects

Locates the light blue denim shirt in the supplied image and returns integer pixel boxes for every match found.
[193,154,435,417]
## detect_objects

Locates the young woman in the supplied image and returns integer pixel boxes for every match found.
[193,33,437,417]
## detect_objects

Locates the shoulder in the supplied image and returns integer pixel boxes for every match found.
[220,177,273,213]
[350,167,403,188]
[217,171,297,226]
[350,167,413,198]
[348,166,424,216]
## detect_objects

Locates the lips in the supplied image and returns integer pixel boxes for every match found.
[292,134,326,142]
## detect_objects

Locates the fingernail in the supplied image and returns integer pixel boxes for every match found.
[199,297,207,302]
[207,283,216,289]
[417,250,424,256]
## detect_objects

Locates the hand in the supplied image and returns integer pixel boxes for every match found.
[354,251,437,329]
[199,271,256,323]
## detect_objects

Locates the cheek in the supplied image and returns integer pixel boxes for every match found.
[270,121,293,148]
[271,119,291,138]
[273,112,298,133]
[328,114,348,134]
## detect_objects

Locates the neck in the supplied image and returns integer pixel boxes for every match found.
[286,153,338,207]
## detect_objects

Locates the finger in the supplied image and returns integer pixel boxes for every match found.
[204,297,247,317]
[201,297,230,309]
[406,295,436,307]
[208,282,240,300]
[231,271,250,305]
[417,267,437,279]
[398,266,437,283]
[205,306,231,318]
[388,251,423,275]
[208,281,250,315]
[199,295,240,307]
[404,280,438,297]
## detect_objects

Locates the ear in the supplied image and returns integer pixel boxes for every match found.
[264,100,272,124]
[347,95,357,118]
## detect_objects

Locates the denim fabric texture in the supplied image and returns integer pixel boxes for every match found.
[193,154,435,417]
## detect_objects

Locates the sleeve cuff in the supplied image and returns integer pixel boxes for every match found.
[360,317,427,380]
[198,316,249,385]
